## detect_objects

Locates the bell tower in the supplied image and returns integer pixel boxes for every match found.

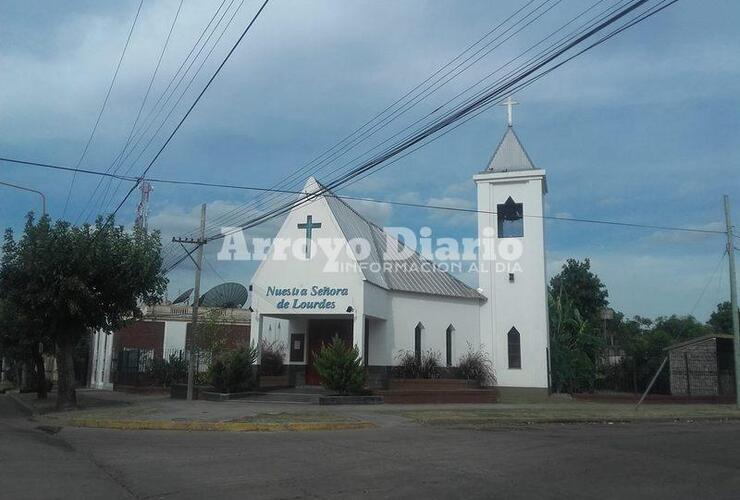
[474,97,549,393]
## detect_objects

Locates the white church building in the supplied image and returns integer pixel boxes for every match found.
[250,106,550,397]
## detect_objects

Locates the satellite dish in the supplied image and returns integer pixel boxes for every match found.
[198,282,249,308]
[172,288,194,305]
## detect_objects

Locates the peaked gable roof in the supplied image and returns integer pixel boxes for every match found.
[303,177,484,301]
[486,126,536,173]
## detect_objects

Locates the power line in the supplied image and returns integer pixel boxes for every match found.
[197,0,570,237]
[107,0,270,222]
[689,250,727,317]
[193,0,667,245]
[204,0,666,246]
[164,0,623,249]
[7,1,676,261]
[98,0,244,216]
[3,148,723,238]
[80,0,185,224]
[169,0,610,246]
[61,0,144,217]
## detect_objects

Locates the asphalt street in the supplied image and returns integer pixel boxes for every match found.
[2,395,739,499]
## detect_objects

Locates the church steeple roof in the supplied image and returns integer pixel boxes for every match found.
[485,126,536,173]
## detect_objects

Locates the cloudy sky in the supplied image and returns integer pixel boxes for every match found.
[1,0,738,321]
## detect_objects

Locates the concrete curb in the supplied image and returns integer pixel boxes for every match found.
[66,418,377,432]
[5,392,36,416]
[412,415,740,426]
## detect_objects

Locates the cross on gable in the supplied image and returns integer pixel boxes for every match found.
[297,215,322,258]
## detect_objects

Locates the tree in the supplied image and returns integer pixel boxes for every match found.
[652,315,711,341]
[0,214,167,409]
[549,291,604,393]
[548,259,608,393]
[195,308,230,358]
[0,299,52,398]
[549,258,608,322]
[708,301,738,334]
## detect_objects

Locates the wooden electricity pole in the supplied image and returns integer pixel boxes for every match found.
[723,195,740,408]
[172,203,207,401]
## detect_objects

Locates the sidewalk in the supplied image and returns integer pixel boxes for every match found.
[13,389,740,432]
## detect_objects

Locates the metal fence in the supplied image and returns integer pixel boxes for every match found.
[114,348,212,386]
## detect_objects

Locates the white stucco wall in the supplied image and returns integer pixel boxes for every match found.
[382,291,481,367]
[250,190,366,319]
[163,321,187,354]
[475,169,550,388]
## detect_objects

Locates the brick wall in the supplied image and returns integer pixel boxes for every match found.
[186,323,250,351]
[113,321,166,359]
[112,319,250,359]
[669,339,718,396]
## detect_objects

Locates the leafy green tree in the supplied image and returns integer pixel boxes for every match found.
[708,301,739,334]
[195,308,230,358]
[313,335,366,395]
[549,291,604,393]
[0,214,167,409]
[652,315,711,341]
[549,258,608,322]
[548,259,608,393]
[0,299,52,397]
[603,314,710,394]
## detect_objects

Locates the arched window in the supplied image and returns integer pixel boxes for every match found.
[497,197,524,238]
[445,324,455,367]
[414,322,424,363]
[507,327,521,369]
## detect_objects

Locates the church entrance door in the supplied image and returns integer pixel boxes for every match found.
[306,318,353,386]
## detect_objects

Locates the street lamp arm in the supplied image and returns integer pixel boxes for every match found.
[0,180,46,216]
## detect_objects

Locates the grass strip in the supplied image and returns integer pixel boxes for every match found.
[68,418,376,432]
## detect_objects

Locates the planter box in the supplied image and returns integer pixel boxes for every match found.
[259,374,290,389]
[378,378,497,404]
[388,378,480,391]
[377,389,498,404]
[319,395,383,405]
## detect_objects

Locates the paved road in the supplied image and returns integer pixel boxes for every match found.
[2,395,740,499]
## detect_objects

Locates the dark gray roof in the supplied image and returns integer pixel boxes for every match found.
[486,126,536,172]
[305,178,484,301]
[664,334,734,351]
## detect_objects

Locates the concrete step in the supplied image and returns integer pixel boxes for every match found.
[237,391,322,404]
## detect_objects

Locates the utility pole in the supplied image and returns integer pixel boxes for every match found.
[723,195,740,408]
[172,203,207,401]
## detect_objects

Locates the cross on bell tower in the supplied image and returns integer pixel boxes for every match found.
[499,96,519,127]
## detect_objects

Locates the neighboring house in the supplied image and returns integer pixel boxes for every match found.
[666,335,735,397]
[89,303,251,389]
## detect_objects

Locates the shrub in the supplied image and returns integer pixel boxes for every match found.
[146,353,188,387]
[419,350,442,379]
[208,344,258,393]
[392,349,442,379]
[456,343,495,386]
[260,338,286,376]
[393,350,419,379]
[313,335,366,395]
